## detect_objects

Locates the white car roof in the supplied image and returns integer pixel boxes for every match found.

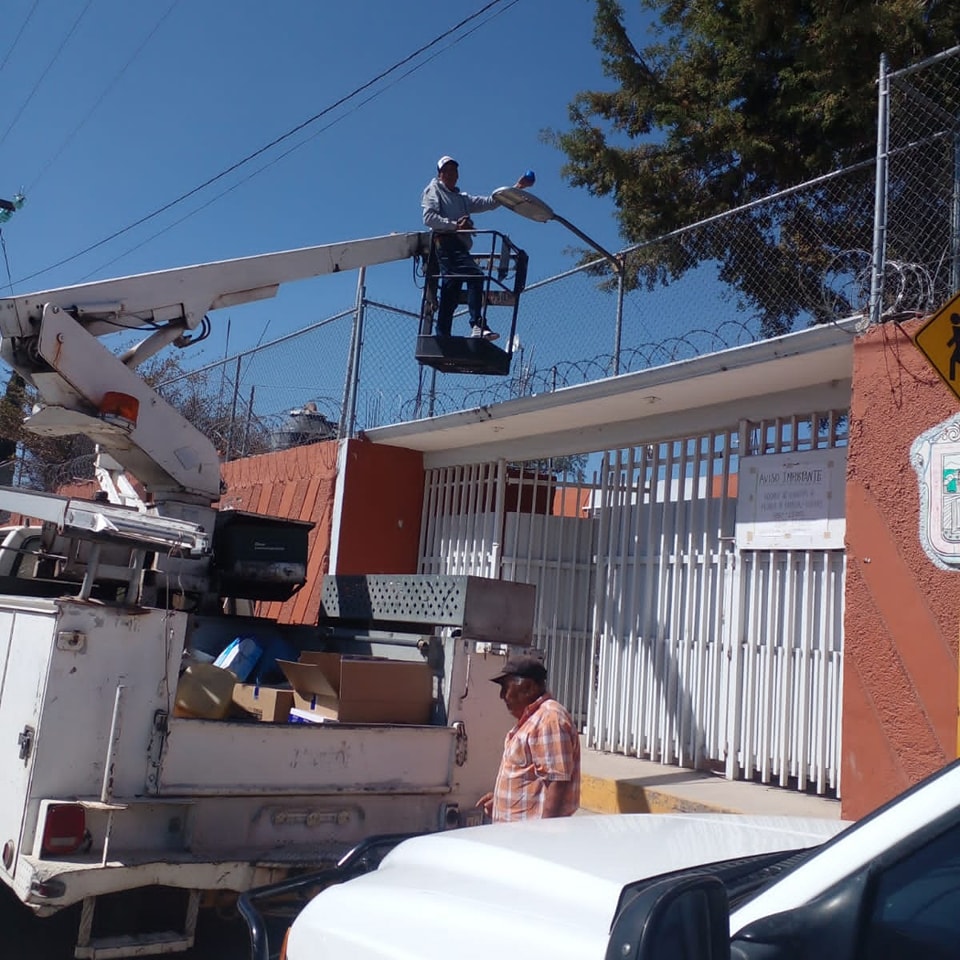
[286,813,844,960]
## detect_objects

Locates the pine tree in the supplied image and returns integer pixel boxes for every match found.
[551,0,960,334]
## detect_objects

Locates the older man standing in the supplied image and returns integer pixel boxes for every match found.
[477,654,581,822]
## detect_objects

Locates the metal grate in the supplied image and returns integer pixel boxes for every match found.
[320,575,535,646]
[322,575,471,623]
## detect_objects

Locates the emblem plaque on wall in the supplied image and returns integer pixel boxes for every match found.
[910,414,960,569]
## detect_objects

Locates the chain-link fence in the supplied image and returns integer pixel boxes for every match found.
[8,47,960,487]
[170,158,878,434]
[136,45,960,444]
[874,46,960,321]
[155,309,355,455]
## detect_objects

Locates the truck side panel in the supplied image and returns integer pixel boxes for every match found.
[27,602,184,801]
[0,602,55,880]
[157,721,457,795]
[0,587,519,927]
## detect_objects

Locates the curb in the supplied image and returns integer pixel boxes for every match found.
[580,773,737,816]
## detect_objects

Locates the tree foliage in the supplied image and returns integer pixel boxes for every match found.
[0,370,94,490]
[551,0,960,335]
[150,355,276,462]
[0,373,28,486]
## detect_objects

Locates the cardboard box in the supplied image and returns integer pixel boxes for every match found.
[276,652,433,724]
[232,683,294,722]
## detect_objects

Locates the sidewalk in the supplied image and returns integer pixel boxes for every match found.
[580,743,842,820]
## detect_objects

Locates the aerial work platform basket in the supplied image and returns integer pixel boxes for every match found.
[416,230,528,377]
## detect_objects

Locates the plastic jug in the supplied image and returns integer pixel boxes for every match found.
[174,663,236,719]
[214,636,263,681]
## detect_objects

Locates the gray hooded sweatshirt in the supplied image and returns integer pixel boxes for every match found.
[421,178,498,249]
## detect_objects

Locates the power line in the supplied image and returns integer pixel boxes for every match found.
[0,0,40,75]
[26,0,184,194]
[13,0,518,288]
[0,0,96,150]
[84,2,520,359]
[0,228,13,293]
[80,0,520,284]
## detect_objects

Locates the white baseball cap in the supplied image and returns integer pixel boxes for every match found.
[437,155,458,171]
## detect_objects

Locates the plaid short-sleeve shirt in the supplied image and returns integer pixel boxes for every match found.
[492,694,581,822]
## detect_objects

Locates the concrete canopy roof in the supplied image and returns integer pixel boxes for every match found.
[366,320,859,467]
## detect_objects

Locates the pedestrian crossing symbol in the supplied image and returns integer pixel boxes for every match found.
[914,290,960,403]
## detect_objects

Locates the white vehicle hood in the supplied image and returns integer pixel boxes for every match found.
[286,814,845,960]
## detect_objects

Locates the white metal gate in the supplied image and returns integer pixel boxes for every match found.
[418,411,846,796]
[418,462,597,723]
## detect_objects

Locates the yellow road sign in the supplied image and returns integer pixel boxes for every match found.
[915,290,960,402]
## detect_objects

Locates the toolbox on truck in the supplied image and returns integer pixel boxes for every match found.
[212,510,312,601]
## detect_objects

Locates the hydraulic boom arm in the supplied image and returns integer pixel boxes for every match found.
[0,232,430,504]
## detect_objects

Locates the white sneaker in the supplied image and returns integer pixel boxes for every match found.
[470,325,500,341]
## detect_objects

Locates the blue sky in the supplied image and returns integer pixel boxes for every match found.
[0,0,640,365]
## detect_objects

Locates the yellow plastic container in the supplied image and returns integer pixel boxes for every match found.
[174,663,236,720]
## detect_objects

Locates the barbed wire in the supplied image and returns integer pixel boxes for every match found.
[820,250,939,320]
[138,126,957,438]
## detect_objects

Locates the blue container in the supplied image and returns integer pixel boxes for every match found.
[258,635,299,682]
[214,636,263,682]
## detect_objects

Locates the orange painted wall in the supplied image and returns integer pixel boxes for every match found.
[221,438,424,619]
[221,441,339,625]
[332,438,424,575]
[843,319,960,819]
[554,485,593,518]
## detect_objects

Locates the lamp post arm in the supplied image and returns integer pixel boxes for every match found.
[550,213,623,273]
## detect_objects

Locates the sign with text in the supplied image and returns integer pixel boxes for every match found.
[736,448,847,550]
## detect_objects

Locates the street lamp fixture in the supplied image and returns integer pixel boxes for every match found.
[493,187,622,273]
[494,186,628,376]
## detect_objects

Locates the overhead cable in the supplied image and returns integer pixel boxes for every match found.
[0,0,41,75]
[80,0,518,283]
[27,0,184,194]
[0,0,95,150]
[14,0,518,288]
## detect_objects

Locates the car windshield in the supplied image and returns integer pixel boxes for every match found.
[611,844,824,924]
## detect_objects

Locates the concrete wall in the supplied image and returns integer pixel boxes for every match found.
[843,319,959,819]
[38,321,959,816]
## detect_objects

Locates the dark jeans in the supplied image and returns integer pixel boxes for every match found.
[433,234,483,336]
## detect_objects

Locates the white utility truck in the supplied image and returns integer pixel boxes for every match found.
[263,759,960,960]
[0,233,534,958]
